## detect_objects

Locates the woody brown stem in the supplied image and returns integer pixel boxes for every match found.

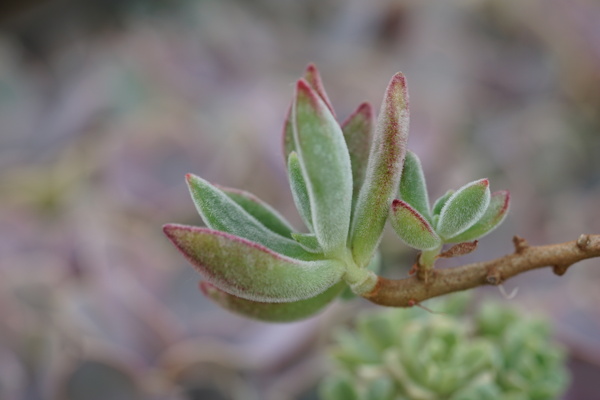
[362,234,600,307]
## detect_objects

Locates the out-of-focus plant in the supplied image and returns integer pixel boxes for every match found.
[320,294,570,400]
[163,64,600,321]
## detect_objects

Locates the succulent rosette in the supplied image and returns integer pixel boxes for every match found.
[163,64,510,321]
[390,150,510,269]
[163,64,408,321]
[320,295,569,400]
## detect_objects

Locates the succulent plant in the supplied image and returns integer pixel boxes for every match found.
[162,64,509,321]
[320,295,570,400]
[391,150,510,270]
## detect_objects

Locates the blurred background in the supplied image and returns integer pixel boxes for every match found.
[0,0,599,399]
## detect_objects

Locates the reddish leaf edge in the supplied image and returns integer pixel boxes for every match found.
[163,223,295,264]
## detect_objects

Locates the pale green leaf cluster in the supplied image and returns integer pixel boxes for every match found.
[320,294,569,400]
[163,65,509,322]
[390,150,509,265]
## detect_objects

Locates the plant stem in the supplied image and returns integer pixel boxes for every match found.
[362,234,600,307]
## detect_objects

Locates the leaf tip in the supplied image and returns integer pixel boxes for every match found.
[477,178,490,188]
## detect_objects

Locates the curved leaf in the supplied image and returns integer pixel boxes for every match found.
[288,151,314,232]
[437,179,491,240]
[164,224,345,302]
[200,281,343,322]
[350,72,409,267]
[186,174,318,260]
[390,200,441,250]
[283,64,335,161]
[218,185,295,238]
[304,63,336,117]
[398,150,430,222]
[342,102,374,211]
[446,190,510,243]
[293,79,353,256]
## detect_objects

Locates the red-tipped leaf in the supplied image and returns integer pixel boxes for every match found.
[350,72,409,267]
[163,224,345,303]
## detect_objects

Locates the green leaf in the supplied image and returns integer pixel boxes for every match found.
[200,281,343,322]
[218,185,295,238]
[350,72,409,267]
[446,190,510,243]
[186,174,317,260]
[287,151,314,232]
[390,200,442,250]
[282,64,335,161]
[342,102,374,212]
[399,150,431,221]
[291,232,323,253]
[436,179,491,240]
[432,190,455,216]
[293,79,353,256]
[304,63,336,117]
[163,224,345,302]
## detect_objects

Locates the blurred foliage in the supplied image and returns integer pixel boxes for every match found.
[321,294,569,400]
[0,0,599,399]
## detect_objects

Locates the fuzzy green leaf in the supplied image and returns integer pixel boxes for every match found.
[446,190,510,243]
[186,174,317,260]
[287,151,314,232]
[293,79,353,256]
[200,280,343,322]
[390,199,441,250]
[291,232,323,253]
[342,102,374,212]
[437,179,491,240]
[163,224,345,302]
[283,64,336,161]
[350,72,409,267]
[218,185,294,238]
[432,190,455,216]
[304,63,336,117]
[399,150,431,222]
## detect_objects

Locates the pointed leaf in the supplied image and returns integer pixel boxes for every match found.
[291,232,322,253]
[304,63,336,117]
[293,79,353,256]
[200,281,343,322]
[446,190,510,243]
[437,179,491,240]
[287,151,313,232]
[399,150,431,221]
[342,102,375,212]
[186,174,318,260]
[164,224,345,302]
[282,64,335,161]
[432,190,454,216]
[390,200,441,250]
[350,73,409,267]
[218,185,294,238]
